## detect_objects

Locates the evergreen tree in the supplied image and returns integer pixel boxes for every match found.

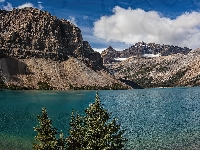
[67,109,86,149]
[67,92,127,149]
[33,107,58,150]
[57,130,66,150]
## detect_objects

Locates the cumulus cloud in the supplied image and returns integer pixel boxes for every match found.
[3,2,13,11]
[0,0,5,3]
[68,16,78,26]
[18,2,34,9]
[93,6,200,49]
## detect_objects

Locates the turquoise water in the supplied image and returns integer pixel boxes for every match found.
[1,87,200,149]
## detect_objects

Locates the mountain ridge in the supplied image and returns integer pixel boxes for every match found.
[101,42,192,64]
[0,7,103,70]
[1,7,197,89]
[105,48,200,88]
[0,7,131,90]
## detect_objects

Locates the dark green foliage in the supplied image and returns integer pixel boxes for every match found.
[161,69,188,86]
[0,77,30,90]
[57,131,67,150]
[0,80,7,89]
[110,83,128,90]
[33,107,58,149]
[69,83,128,90]
[133,77,154,88]
[7,84,32,90]
[156,66,169,72]
[132,69,188,88]
[188,75,200,86]
[37,81,53,90]
[67,92,127,149]
[33,93,126,149]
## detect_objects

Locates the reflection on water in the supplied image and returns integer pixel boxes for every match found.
[0,88,200,149]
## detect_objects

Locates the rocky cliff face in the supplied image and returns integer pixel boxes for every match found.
[0,7,102,70]
[0,57,129,90]
[101,42,192,64]
[105,48,200,88]
[0,7,129,90]
[101,46,119,64]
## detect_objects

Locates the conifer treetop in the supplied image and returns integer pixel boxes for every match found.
[67,92,127,149]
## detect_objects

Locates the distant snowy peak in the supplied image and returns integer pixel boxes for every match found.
[114,58,127,61]
[114,54,160,61]
[101,42,192,64]
[143,53,161,58]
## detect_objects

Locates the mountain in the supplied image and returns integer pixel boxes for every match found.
[101,42,192,64]
[0,7,129,90]
[101,46,119,64]
[0,7,102,70]
[105,48,200,88]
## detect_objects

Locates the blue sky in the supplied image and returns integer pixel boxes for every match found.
[1,0,200,52]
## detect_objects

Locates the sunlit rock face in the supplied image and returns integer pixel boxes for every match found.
[0,7,130,90]
[105,48,200,88]
[101,42,191,64]
[0,7,103,70]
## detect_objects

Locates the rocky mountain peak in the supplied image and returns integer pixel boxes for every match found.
[101,46,116,55]
[101,46,119,64]
[0,7,103,70]
[101,42,192,64]
[107,46,114,50]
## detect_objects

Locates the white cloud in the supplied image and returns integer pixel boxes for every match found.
[93,48,106,53]
[38,2,43,10]
[93,6,200,49]
[93,47,123,54]
[67,16,78,26]
[0,0,5,3]
[3,2,13,11]
[18,2,34,9]
[80,26,128,50]
[1,2,44,11]
[18,2,43,10]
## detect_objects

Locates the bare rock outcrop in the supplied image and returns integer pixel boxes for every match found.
[0,57,128,90]
[101,42,192,64]
[0,7,129,90]
[105,48,200,88]
[0,7,102,70]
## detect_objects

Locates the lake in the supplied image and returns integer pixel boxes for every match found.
[1,87,200,149]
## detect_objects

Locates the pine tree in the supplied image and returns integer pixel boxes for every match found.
[66,109,86,149]
[33,107,58,150]
[67,92,127,149]
[57,130,66,150]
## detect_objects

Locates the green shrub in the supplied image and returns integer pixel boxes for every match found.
[7,84,31,90]
[37,81,53,90]
[0,80,7,89]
